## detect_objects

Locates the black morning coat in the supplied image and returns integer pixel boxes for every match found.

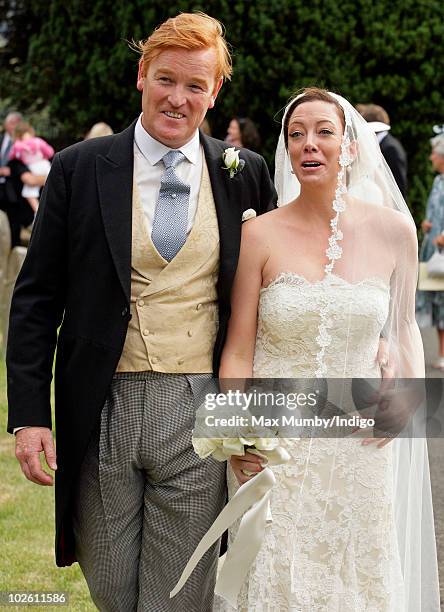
[6,120,277,566]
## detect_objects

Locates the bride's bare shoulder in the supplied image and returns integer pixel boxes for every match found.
[241,205,290,235]
[351,198,416,238]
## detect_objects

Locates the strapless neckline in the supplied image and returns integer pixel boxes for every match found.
[261,271,390,292]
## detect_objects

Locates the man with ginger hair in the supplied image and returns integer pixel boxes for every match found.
[7,12,276,611]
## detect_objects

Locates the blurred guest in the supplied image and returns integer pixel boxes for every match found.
[356,103,407,197]
[0,112,23,212]
[199,117,212,136]
[0,112,45,247]
[84,122,113,139]
[226,116,261,152]
[416,131,444,368]
[6,158,45,247]
[9,121,54,213]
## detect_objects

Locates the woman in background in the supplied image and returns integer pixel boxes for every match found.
[226,117,261,152]
[416,132,444,368]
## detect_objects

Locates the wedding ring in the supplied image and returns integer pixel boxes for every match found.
[242,469,255,477]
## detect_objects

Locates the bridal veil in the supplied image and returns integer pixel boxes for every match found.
[273,91,440,610]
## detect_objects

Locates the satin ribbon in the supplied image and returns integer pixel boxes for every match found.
[170,466,276,606]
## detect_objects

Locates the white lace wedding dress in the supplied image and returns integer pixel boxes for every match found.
[214,272,407,612]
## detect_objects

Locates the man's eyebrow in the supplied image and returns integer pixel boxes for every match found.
[153,68,208,85]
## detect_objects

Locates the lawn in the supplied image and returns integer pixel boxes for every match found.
[0,358,94,611]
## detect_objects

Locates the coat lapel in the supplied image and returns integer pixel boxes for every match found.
[96,122,136,304]
[200,133,242,304]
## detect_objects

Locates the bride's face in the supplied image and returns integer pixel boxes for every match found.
[287,100,344,187]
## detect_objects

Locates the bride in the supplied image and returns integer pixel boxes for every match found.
[214,88,440,611]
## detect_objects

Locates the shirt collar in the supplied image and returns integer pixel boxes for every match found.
[367,121,391,134]
[134,114,200,165]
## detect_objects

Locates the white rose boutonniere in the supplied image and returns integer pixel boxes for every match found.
[222,147,245,178]
[242,208,257,222]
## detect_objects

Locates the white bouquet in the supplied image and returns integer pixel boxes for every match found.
[171,397,290,606]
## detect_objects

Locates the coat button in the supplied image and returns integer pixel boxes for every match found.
[143,329,149,336]
[177,359,184,365]
[121,307,128,316]
[151,356,158,364]
[196,303,202,311]
[138,299,145,307]
[187,330,193,337]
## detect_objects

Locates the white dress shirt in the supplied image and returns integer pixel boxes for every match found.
[134,115,203,234]
[377,130,389,144]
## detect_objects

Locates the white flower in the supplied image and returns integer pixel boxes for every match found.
[242,208,257,222]
[224,147,239,167]
[222,147,245,178]
[193,434,290,465]
[192,437,220,459]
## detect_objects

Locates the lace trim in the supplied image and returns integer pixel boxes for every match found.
[314,133,353,377]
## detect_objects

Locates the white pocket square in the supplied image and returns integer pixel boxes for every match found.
[242,208,257,222]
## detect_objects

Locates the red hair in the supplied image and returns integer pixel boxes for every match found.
[135,12,232,83]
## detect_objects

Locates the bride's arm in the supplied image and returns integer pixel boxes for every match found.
[220,219,270,485]
[363,213,424,447]
[389,215,425,378]
[219,218,269,380]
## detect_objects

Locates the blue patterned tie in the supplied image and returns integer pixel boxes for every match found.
[151,150,190,261]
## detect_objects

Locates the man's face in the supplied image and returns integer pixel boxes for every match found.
[137,47,222,148]
[4,115,20,136]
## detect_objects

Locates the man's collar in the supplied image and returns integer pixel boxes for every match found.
[368,121,391,134]
[134,114,200,165]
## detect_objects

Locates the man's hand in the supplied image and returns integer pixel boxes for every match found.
[352,339,398,447]
[433,234,444,248]
[377,338,395,380]
[0,166,11,177]
[421,220,432,233]
[230,451,264,485]
[15,427,57,486]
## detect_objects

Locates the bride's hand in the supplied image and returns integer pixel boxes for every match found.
[230,451,265,485]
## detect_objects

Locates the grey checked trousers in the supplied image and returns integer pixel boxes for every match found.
[72,372,226,612]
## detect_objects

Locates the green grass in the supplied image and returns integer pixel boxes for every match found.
[0,359,94,611]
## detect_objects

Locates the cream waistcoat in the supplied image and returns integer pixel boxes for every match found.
[117,159,220,373]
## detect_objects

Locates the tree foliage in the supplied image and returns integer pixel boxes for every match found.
[2,0,444,220]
